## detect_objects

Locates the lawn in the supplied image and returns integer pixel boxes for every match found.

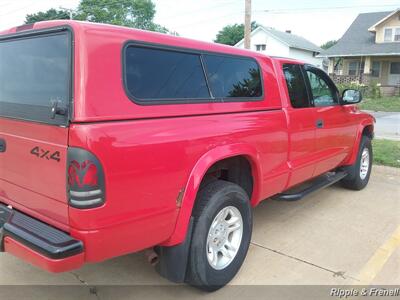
[372,139,400,168]
[359,96,400,112]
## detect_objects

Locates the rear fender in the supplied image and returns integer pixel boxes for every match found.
[162,143,262,246]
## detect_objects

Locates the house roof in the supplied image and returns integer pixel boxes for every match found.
[235,25,322,53]
[368,9,400,31]
[320,10,400,57]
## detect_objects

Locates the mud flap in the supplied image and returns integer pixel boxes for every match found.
[155,217,194,283]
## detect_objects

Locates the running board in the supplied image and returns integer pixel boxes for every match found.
[273,171,348,201]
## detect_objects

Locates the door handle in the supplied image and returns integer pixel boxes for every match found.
[316,119,324,128]
[0,139,6,152]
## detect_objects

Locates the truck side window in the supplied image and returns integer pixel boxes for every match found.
[125,46,210,101]
[305,68,338,107]
[282,64,310,108]
[202,55,262,98]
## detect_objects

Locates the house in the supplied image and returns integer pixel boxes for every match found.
[320,9,400,96]
[235,25,324,70]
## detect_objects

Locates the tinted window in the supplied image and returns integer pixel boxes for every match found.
[125,46,210,100]
[283,64,309,108]
[305,68,337,107]
[203,55,262,98]
[0,32,70,124]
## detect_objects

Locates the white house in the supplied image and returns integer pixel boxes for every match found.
[235,25,325,70]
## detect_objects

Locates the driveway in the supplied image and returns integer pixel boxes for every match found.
[0,165,399,300]
[365,111,400,140]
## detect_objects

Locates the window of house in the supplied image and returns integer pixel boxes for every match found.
[348,62,359,76]
[395,28,400,41]
[282,64,310,108]
[371,61,380,77]
[384,28,393,42]
[202,55,262,98]
[390,62,400,74]
[255,44,266,51]
[384,27,400,42]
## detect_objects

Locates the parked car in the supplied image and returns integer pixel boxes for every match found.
[0,21,374,291]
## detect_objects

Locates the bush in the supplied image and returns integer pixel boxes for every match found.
[366,81,381,99]
[336,82,368,96]
[336,81,381,99]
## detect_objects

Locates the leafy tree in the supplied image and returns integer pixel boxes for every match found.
[320,40,337,50]
[75,0,169,33]
[229,68,261,97]
[214,21,258,46]
[25,8,70,24]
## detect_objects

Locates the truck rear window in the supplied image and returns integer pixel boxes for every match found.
[0,31,71,125]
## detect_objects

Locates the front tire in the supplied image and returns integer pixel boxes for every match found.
[341,135,373,190]
[186,180,252,291]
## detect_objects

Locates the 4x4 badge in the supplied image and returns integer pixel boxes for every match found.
[30,146,60,162]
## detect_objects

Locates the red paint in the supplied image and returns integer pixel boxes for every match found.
[0,21,374,270]
[3,237,84,273]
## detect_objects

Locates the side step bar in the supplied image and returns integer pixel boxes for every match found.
[273,171,348,201]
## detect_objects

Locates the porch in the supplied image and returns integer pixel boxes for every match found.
[328,56,400,96]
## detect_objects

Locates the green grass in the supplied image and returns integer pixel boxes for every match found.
[359,96,400,112]
[372,139,400,168]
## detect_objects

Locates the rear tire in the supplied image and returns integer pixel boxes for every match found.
[186,180,252,291]
[341,135,372,190]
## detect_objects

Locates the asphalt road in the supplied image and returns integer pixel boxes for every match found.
[0,165,399,300]
[366,111,400,141]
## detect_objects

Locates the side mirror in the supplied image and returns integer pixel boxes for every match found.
[341,89,362,105]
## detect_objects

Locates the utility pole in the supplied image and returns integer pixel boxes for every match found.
[244,0,251,49]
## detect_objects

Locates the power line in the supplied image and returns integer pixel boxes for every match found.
[156,0,237,21]
[0,1,13,8]
[254,4,400,14]
[172,10,243,29]
[0,2,36,17]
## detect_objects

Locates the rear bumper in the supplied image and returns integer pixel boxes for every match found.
[0,204,84,272]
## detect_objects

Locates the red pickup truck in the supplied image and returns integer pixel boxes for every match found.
[0,21,374,291]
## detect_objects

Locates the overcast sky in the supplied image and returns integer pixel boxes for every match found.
[0,0,399,46]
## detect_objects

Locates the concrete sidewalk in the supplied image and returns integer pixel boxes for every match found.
[0,165,399,299]
[364,111,400,140]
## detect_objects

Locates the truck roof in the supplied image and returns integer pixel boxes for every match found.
[0,20,304,65]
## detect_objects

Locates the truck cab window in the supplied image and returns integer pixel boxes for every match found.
[282,64,310,108]
[305,68,338,107]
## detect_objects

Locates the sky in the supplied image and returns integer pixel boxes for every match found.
[0,0,399,46]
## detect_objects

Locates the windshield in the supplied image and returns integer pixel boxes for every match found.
[0,30,71,125]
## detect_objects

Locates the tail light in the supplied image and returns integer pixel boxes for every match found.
[67,147,105,209]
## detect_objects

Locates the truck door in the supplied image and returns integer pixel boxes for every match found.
[282,63,317,187]
[303,66,356,176]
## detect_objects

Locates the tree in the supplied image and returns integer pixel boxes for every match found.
[229,68,261,97]
[25,8,70,24]
[24,0,170,34]
[320,40,337,50]
[75,0,169,33]
[214,21,258,46]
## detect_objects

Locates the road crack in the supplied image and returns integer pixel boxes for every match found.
[70,272,101,299]
[250,241,359,281]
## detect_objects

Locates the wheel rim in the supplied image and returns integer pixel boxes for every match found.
[206,206,243,270]
[360,148,370,180]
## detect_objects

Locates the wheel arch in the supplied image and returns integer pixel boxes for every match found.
[345,120,374,166]
[162,143,262,246]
